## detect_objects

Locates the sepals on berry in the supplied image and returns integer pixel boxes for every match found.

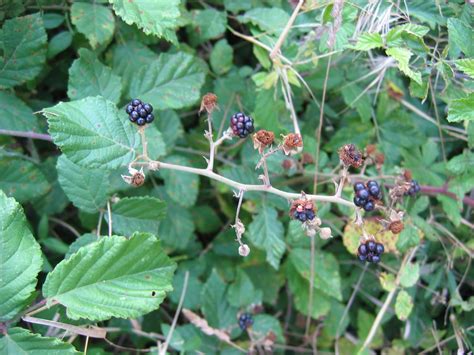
[338,143,363,168]
[253,129,275,153]
[122,166,146,187]
[282,133,303,155]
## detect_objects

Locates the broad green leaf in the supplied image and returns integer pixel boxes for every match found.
[288,248,342,301]
[109,41,158,93]
[0,13,47,88]
[156,110,184,153]
[0,157,49,203]
[43,233,176,321]
[70,2,115,49]
[65,233,99,259]
[108,0,180,42]
[446,151,474,175]
[379,272,396,292]
[239,8,290,36]
[0,191,42,321]
[286,261,331,319]
[43,96,139,169]
[455,59,474,79]
[0,91,39,132]
[341,83,371,122]
[190,9,227,42]
[68,48,122,103]
[43,13,64,29]
[210,39,234,75]
[201,270,237,329]
[353,32,383,51]
[47,31,72,59]
[395,290,413,321]
[248,206,285,270]
[0,1,24,21]
[447,18,474,58]
[227,269,262,308]
[357,310,383,349]
[57,155,110,213]
[158,203,195,251]
[437,195,462,227]
[396,224,420,253]
[129,52,206,110]
[160,155,200,208]
[106,197,167,236]
[0,327,79,354]
[386,24,429,46]
[170,271,202,310]
[385,47,422,85]
[252,315,285,343]
[447,93,474,122]
[140,125,166,159]
[400,262,420,288]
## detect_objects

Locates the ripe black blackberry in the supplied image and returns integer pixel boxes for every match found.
[125,99,154,126]
[238,313,254,330]
[353,180,382,212]
[405,180,421,196]
[291,200,316,223]
[230,112,254,138]
[357,240,384,264]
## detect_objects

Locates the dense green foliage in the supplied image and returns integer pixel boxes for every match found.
[0,0,472,353]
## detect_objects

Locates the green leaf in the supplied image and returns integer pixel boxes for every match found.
[156,110,184,153]
[400,262,420,288]
[455,59,474,79]
[68,48,122,103]
[239,8,290,36]
[341,83,371,122]
[65,233,99,259]
[0,91,39,132]
[379,272,396,292]
[395,290,413,321]
[447,18,474,58]
[386,24,429,46]
[396,224,420,253]
[47,31,72,59]
[129,52,206,110]
[201,270,237,329]
[190,9,227,42]
[288,248,342,301]
[43,233,176,321]
[437,195,462,227]
[252,314,285,343]
[0,191,42,321]
[357,310,383,349]
[227,269,262,308]
[352,32,383,51]
[447,93,474,123]
[43,96,139,169]
[210,39,234,75]
[108,0,180,42]
[109,41,158,93]
[70,2,115,49]
[385,47,422,85]
[0,157,49,203]
[158,203,195,251]
[0,13,47,88]
[248,206,285,270]
[43,13,64,29]
[57,155,110,213]
[106,197,167,236]
[447,151,474,175]
[160,155,200,208]
[0,327,79,354]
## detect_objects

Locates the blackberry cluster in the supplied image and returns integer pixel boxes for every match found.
[357,240,384,263]
[353,180,382,212]
[293,206,315,222]
[230,112,254,138]
[405,180,421,196]
[125,99,154,126]
[238,313,254,330]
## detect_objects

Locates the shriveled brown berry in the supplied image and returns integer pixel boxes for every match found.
[389,220,404,234]
[253,130,275,153]
[199,93,218,114]
[366,144,377,155]
[403,170,413,181]
[300,152,314,165]
[282,133,303,155]
[282,159,293,170]
[375,152,385,165]
[338,143,363,168]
